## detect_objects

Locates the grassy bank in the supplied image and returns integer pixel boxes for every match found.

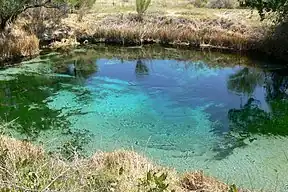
[0,0,284,63]
[0,135,242,192]
[61,1,267,51]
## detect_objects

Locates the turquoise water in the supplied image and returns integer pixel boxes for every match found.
[1,46,288,191]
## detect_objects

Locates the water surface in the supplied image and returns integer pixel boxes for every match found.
[1,46,288,191]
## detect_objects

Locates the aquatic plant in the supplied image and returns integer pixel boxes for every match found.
[0,74,71,140]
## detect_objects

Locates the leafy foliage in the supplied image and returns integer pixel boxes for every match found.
[0,0,61,30]
[242,0,288,22]
[229,184,238,192]
[0,0,95,30]
[138,170,173,192]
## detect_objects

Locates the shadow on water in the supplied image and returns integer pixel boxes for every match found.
[0,75,68,138]
[213,67,288,160]
[0,53,99,157]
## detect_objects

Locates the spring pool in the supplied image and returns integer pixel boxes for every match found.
[1,46,288,191]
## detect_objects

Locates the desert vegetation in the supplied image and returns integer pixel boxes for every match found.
[136,0,152,20]
[0,0,287,63]
[0,0,94,62]
[0,29,39,64]
[242,0,288,60]
[0,0,287,189]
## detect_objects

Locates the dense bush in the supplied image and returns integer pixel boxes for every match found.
[242,0,288,22]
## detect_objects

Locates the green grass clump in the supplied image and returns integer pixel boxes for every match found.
[136,0,151,20]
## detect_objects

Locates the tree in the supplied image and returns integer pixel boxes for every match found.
[242,0,288,22]
[0,0,96,31]
[0,0,66,31]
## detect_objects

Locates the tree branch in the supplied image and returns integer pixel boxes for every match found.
[23,0,64,12]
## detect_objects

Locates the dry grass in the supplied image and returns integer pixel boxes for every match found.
[64,14,262,51]
[0,28,39,63]
[41,0,268,52]
[181,171,229,191]
[0,134,237,192]
[50,37,80,49]
[0,0,273,64]
[0,0,280,63]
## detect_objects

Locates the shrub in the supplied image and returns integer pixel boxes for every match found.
[206,0,239,8]
[76,0,96,21]
[0,0,61,31]
[242,0,288,22]
[136,0,152,20]
[22,7,68,38]
[138,170,171,192]
[0,0,93,31]
[0,30,39,63]
[189,0,208,8]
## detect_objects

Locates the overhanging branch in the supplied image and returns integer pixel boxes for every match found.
[23,0,65,11]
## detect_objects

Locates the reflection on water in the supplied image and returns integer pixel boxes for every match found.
[1,46,288,191]
[227,67,265,96]
[135,60,149,75]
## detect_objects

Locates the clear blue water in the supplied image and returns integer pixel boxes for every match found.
[1,46,288,191]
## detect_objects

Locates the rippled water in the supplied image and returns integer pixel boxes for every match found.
[1,46,288,191]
